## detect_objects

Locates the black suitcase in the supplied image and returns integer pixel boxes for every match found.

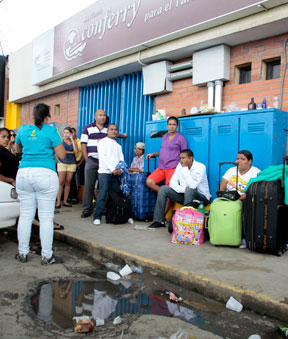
[244,157,288,256]
[105,191,131,224]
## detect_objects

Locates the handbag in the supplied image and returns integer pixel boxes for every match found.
[216,190,240,201]
[216,162,240,201]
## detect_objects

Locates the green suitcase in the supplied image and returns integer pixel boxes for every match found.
[208,198,242,246]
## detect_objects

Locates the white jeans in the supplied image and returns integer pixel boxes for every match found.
[16,167,59,258]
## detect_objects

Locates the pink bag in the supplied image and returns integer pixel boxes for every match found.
[171,206,205,245]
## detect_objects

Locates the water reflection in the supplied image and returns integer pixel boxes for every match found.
[31,279,203,329]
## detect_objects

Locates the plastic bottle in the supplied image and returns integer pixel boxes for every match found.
[262,97,266,109]
[248,98,256,110]
[156,110,165,120]
[273,95,280,109]
[131,265,143,274]
[197,201,205,215]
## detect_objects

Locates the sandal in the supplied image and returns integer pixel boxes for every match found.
[55,204,61,209]
[54,222,64,231]
[30,244,41,255]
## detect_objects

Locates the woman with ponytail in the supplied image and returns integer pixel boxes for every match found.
[15,103,66,265]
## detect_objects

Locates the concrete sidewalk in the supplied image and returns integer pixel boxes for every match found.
[53,204,288,321]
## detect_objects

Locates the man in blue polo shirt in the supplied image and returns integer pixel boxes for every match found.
[80,109,107,218]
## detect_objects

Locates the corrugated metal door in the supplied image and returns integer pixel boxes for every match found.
[78,72,154,166]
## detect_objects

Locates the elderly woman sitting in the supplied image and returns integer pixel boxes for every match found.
[129,142,145,174]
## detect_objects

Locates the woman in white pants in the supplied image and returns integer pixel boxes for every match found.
[15,103,66,265]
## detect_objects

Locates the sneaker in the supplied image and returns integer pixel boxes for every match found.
[15,253,28,263]
[148,221,165,229]
[93,219,101,225]
[41,255,63,265]
[239,238,247,249]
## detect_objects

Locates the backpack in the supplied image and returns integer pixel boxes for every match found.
[105,191,131,224]
[171,207,205,245]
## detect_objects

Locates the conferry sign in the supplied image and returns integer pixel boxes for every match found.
[32,0,271,83]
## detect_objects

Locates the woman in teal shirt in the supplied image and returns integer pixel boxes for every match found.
[15,103,66,265]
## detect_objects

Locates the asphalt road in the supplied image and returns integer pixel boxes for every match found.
[0,226,285,339]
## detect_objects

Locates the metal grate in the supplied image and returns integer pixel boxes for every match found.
[185,127,202,136]
[248,122,265,133]
[218,125,232,134]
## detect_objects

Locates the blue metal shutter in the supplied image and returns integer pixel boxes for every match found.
[78,72,154,166]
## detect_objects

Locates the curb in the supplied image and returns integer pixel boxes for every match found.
[55,231,288,322]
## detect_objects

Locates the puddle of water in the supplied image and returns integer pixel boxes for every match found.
[31,278,206,329]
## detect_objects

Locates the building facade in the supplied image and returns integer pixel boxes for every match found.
[4,0,288,167]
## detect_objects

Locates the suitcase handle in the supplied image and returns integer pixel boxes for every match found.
[218,162,239,192]
[147,156,157,174]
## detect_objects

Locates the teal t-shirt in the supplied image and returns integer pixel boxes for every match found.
[16,124,62,172]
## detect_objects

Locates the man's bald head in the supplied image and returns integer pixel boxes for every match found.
[94,109,106,127]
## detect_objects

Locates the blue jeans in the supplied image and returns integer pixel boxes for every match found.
[16,167,59,258]
[93,173,120,220]
[153,186,210,223]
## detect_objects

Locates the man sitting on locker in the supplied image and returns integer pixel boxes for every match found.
[149,148,211,228]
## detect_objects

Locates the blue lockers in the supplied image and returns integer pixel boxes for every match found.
[144,120,168,172]
[180,116,210,166]
[144,109,288,199]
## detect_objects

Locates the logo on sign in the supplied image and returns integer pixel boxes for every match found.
[64,30,87,61]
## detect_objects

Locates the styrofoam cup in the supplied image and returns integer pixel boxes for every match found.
[248,335,261,339]
[96,318,105,326]
[225,296,243,312]
[107,271,121,281]
[119,264,133,277]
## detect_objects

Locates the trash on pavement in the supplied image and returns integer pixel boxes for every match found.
[96,318,105,326]
[225,296,243,312]
[132,265,143,274]
[104,262,121,272]
[166,290,183,303]
[279,325,288,337]
[128,218,134,224]
[107,271,121,281]
[169,328,189,339]
[113,316,122,325]
[248,334,261,339]
[134,224,149,230]
[73,316,94,333]
[119,264,133,277]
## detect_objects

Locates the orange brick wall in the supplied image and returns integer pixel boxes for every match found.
[19,33,288,126]
[20,88,79,130]
[155,33,288,117]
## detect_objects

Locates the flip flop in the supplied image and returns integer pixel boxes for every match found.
[54,223,64,231]
[30,244,41,255]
